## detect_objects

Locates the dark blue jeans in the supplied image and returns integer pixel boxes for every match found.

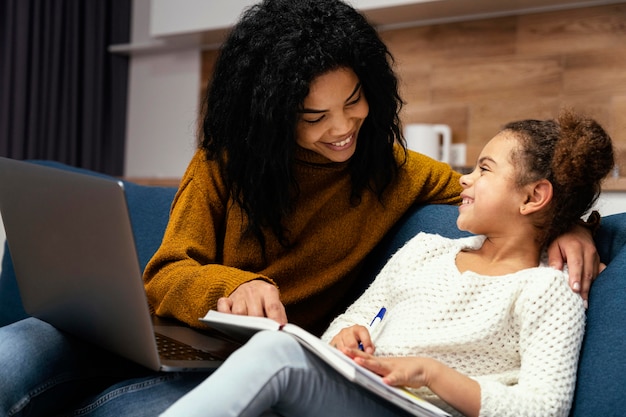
[0,318,209,417]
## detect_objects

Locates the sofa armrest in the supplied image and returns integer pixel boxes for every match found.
[570,212,626,416]
[0,243,25,326]
[594,212,626,265]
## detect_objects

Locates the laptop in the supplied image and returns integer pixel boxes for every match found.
[0,157,241,371]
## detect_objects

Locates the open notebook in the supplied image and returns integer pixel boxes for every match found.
[201,310,450,417]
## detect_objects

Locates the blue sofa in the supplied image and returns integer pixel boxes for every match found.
[0,162,624,416]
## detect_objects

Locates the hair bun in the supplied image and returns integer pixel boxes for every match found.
[552,110,614,187]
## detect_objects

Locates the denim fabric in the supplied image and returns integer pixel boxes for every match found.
[0,318,210,417]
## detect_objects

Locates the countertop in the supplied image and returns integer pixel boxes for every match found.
[452,167,626,193]
[124,175,626,192]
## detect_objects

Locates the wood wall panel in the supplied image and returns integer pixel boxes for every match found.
[201,3,626,171]
[466,97,561,160]
[516,4,626,54]
[429,57,563,102]
[564,50,626,95]
[381,19,518,62]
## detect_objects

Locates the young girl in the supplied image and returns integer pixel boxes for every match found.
[160,110,614,417]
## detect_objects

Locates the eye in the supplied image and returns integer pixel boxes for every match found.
[479,165,489,174]
[302,115,325,124]
[346,94,361,106]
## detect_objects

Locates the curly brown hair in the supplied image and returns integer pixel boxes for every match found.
[504,109,614,247]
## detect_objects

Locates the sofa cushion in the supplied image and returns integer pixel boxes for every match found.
[0,247,24,326]
[0,160,178,326]
[121,181,178,271]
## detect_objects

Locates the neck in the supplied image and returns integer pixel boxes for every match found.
[456,232,542,276]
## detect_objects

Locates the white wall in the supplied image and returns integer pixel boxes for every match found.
[150,0,255,37]
[596,193,626,217]
[124,50,199,178]
[123,0,199,178]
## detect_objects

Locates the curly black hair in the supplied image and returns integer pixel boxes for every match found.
[200,0,405,249]
[504,109,614,247]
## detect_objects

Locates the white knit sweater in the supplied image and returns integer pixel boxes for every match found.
[321,233,586,417]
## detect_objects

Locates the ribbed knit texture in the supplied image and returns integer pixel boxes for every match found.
[322,233,586,417]
[143,145,462,334]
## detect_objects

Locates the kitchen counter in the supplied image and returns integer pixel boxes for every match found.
[122,175,626,192]
[454,167,626,192]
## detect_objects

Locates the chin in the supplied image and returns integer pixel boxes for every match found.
[456,220,472,233]
[326,149,356,163]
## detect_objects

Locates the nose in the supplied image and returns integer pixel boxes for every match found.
[460,171,474,188]
[329,111,351,135]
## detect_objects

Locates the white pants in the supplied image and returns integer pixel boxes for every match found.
[160,330,412,417]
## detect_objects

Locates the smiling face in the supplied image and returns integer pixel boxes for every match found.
[457,132,529,236]
[295,67,369,162]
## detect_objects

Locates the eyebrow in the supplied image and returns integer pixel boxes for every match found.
[478,156,496,165]
[299,82,362,114]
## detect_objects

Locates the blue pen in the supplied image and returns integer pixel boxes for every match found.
[359,307,386,351]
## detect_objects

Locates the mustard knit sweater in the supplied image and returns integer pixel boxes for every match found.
[143,145,462,334]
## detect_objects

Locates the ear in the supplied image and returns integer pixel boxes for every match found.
[520,179,553,215]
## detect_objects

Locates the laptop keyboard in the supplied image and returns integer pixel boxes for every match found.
[155,332,221,361]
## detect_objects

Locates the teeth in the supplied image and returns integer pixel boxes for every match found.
[463,198,472,205]
[331,135,352,147]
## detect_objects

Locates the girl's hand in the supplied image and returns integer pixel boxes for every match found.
[329,325,376,354]
[342,348,481,417]
[343,349,436,388]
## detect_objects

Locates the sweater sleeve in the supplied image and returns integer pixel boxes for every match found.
[143,151,273,328]
[476,270,586,417]
[401,148,463,207]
